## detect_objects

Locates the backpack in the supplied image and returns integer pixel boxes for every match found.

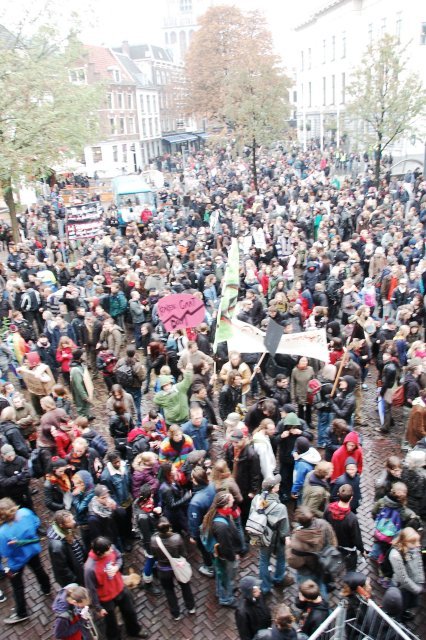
[29,448,45,479]
[86,433,108,458]
[391,385,405,407]
[374,506,402,544]
[289,544,344,583]
[115,361,135,388]
[98,351,117,375]
[245,504,268,545]
[128,433,150,462]
[200,515,229,553]
[307,379,322,406]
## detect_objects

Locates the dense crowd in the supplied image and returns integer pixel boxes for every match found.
[0,144,424,640]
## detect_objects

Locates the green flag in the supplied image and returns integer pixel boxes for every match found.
[213,238,240,352]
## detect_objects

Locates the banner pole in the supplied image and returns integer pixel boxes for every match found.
[250,351,267,381]
[330,349,347,397]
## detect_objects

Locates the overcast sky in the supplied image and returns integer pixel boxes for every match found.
[1,0,322,65]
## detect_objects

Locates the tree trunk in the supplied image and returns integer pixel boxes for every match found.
[1,177,20,243]
[252,137,258,193]
[374,140,382,187]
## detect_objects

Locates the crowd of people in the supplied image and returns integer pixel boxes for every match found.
[0,143,424,640]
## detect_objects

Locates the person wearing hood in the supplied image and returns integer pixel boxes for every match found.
[72,470,96,550]
[69,349,94,419]
[0,443,32,508]
[235,575,272,640]
[324,484,365,571]
[273,410,312,503]
[154,364,193,426]
[330,457,362,512]
[47,509,87,586]
[87,485,123,550]
[303,261,320,294]
[329,375,356,425]
[17,351,55,414]
[35,334,59,380]
[301,461,333,517]
[290,357,314,426]
[291,436,321,502]
[0,406,31,459]
[330,432,363,481]
[52,584,91,640]
[315,363,337,447]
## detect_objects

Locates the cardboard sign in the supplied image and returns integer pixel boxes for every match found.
[264,318,284,356]
[158,294,206,331]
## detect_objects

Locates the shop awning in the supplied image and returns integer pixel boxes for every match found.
[162,133,198,144]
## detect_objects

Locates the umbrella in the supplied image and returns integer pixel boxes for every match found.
[377,395,385,426]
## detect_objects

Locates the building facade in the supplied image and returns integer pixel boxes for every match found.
[294,0,426,160]
[162,0,213,62]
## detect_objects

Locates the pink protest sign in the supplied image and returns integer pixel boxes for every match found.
[157,294,206,331]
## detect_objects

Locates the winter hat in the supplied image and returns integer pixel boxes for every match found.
[74,470,94,491]
[72,348,84,361]
[239,576,261,600]
[9,324,18,333]
[345,457,357,468]
[225,413,241,427]
[295,436,310,455]
[186,450,207,465]
[342,572,367,592]
[49,457,67,472]
[262,474,282,492]
[1,444,14,456]
[281,403,297,414]
[283,412,301,427]
[322,363,337,382]
[158,375,173,388]
[382,587,403,618]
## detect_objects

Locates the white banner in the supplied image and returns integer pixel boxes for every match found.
[228,320,329,362]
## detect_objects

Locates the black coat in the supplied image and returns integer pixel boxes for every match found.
[225,444,261,499]
[47,533,86,586]
[236,592,271,640]
[0,420,30,459]
[44,479,66,511]
[219,385,242,420]
[244,398,281,434]
[0,455,31,500]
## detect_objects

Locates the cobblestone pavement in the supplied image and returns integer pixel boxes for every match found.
[0,370,424,640]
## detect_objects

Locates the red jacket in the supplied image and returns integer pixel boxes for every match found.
[331,432,363,480]
[56,344,76,373]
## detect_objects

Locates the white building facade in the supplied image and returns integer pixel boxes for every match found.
[295,0,426,160]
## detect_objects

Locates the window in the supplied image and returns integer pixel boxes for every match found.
[341,32,346,58]
[307,48,311,70]
[142,119,147,137]
[308,82,312,108]
[119,117,125,134]
[113,69,121,83]
[92,147,102,163]
[153,96,157,113]
[122,144,127,163]
[117,93,123,109]
[368,23,373,45]
[147,96,151,113]
[421,22,426,45]
[341,72,346,104]
[170,32,177,45]
[300,50,304,71]
[109,117,116,135]
[155,118,159,135]
[113,145,118,162]
[322,77,326,106]
[140,95,145,113]
[395,13,402,42]
[140,143,146,165]
[149,119,153,137]
[127,93,133,109]
[322,39,326,63]
[69,68,86,84]
[128,117,134,134]
[331,74,335,105]
[180,0,192,13]
[331,36,335,61]
[107,93,113,109]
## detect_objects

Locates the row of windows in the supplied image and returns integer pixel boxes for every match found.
[300,33,346,70]
[139,94,158,114]
[109,116,135,135]
[165,29,195,46]
[303,73,346,108]
[107,92,134,110]
[91,140,162,166]
[141,118,160,138]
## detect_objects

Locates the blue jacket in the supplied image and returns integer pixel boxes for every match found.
[291,458,317,497]
[100,464,132,507]
[187,483,216,538]
[181,418,210,452]
[0,508,41,571]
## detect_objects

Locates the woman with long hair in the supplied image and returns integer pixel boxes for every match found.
[56,336,77,386]
[201,492,241,607]
[158,462,191,534]
[145,341,167,394]
[106,384,137,420]
[109,400,134,459]
[389,527,424,621]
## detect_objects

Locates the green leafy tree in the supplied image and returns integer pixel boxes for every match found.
[185,6,291,190]
[0,23,101,241]
[347,34,426,184]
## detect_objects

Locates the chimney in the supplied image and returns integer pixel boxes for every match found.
[122,40,130,56]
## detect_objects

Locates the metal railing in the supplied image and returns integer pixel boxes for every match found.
[308,597,421,640]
